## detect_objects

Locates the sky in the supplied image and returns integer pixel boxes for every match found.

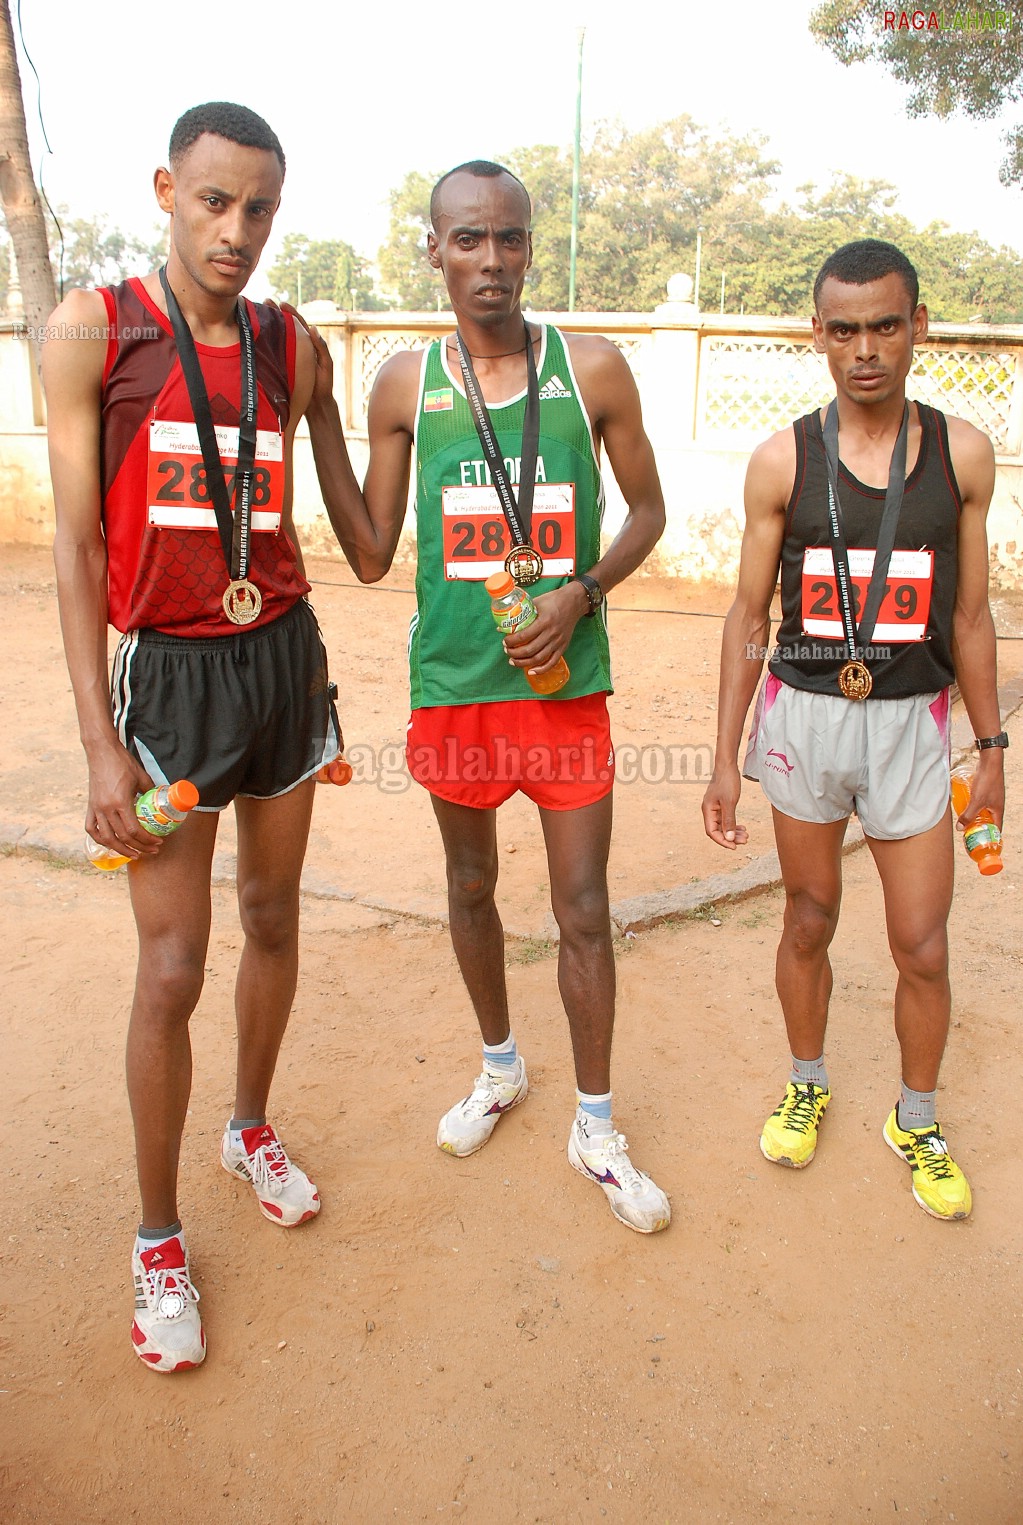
[13,0,1023,296]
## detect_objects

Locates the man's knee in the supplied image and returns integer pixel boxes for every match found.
[552,881,611,945]
[783,889,840,958]
[891,924,949,985]
[444,849,499,911]
[134,945,206,1021]
[238,879,300,954]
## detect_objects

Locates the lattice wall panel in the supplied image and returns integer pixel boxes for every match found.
[698,339,831,438]
[353,334,433,427]
[910,350,1014,454]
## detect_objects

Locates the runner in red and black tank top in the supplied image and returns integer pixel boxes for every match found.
[100,275,308,635]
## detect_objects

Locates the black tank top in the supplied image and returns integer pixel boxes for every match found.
[769,402,961,699]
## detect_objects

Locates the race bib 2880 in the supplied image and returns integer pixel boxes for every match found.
[441,482,577,580]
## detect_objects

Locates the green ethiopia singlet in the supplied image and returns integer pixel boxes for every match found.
[409,325,611,708]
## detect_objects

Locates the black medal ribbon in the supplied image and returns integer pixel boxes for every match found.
[822,399,910,692]
[455,322,542,578]
[158,265,258,585]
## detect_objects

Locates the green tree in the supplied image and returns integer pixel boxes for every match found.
[376,172,443,310]
[377,119,779,312]
[810,0,1023,185]
[267,233,385,309]
[373,128,1023,320]
[47,209,165,294]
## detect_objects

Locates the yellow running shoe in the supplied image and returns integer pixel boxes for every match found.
[760,1081,830,1168]
[882,1110,972,1221]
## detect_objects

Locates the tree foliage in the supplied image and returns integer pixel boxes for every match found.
[47,210,166,295]
[267,233,386,310]
[374,119,1023,321]
[810,0,1023,185]
[376,172,443,310]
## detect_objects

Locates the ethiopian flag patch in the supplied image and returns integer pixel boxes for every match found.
[424,387,454,413]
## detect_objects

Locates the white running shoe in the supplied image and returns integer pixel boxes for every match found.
[131,1233,205,1373]
[220,1122,320,1226]
[437,1058,528,1157]
[568,1114,671,1234]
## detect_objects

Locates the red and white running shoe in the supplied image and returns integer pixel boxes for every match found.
[131,1232,205,1373]
[220,1123,320,1226]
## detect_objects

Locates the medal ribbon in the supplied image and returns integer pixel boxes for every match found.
[455,322,539,547]
[822,399,910,663]
[158,265,258,582]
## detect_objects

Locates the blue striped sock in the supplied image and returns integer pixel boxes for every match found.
[483,1033,518,1070]
[576,1089,613,1138]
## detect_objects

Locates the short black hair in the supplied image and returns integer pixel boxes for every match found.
[814,239,919,311]
[430,160,531,228]
[169,102,286,177]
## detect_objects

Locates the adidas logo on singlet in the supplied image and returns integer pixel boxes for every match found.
[538,373,571,400]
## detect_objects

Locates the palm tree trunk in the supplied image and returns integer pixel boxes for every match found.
[0,0,56,374]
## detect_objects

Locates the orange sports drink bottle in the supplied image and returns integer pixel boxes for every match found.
[86,779,200,871]
[485,571,570,696]
[949,766,1003,876]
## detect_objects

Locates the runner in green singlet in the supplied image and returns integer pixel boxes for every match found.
[302,161,671,1233]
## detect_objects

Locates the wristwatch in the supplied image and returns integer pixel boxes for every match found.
[574,573,604,618]
[976,732,1010,750]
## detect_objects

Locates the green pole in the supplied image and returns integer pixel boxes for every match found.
[569,27,585,313]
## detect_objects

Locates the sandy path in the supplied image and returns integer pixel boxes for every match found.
[2,546,1022,1522]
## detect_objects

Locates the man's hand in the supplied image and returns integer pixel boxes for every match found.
[86,740,160,858]
[702,762,750,850]
[502,584,583,676]
[956,747,1006,832]
[277,302,336,414]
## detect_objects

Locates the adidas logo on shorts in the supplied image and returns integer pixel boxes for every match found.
[539,373,572,400]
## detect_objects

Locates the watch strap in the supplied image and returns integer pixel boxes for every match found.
[976,731,1009,750]
[574,573,603,617]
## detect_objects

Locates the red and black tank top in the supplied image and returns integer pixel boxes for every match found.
[769,402,961,699]
[99,276,307,635]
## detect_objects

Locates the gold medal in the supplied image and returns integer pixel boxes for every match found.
[222,578,262,625]
[505,545,544,586]
[838,659,872,701]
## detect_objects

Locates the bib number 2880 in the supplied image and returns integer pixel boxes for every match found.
[442,482,577,580]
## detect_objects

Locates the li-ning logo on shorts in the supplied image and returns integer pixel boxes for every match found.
[765,748,795,776]
[539,374,571,400]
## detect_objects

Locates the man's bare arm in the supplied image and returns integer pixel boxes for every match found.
[43,288,159,856]
[505,336,666,675]
[701,428,793,848]
[279,322,317,578]
[297,320,418,582]
[947,417,1004,828]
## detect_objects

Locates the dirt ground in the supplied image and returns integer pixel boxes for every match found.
[2,543,1022,1524]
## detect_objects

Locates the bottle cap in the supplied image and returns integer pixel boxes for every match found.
[168,780,200,811]
[485,571,515,597]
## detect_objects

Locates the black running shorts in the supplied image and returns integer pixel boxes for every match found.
[110,599,341,811]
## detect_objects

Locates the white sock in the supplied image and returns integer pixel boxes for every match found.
[576,1089,613,1138]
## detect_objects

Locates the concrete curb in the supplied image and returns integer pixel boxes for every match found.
[4,687,1019,945]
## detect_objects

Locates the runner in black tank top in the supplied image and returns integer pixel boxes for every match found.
[771,401,960,699]
[701,239,1006,1224]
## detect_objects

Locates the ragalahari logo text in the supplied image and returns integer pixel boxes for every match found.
[882,9,1012,29]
